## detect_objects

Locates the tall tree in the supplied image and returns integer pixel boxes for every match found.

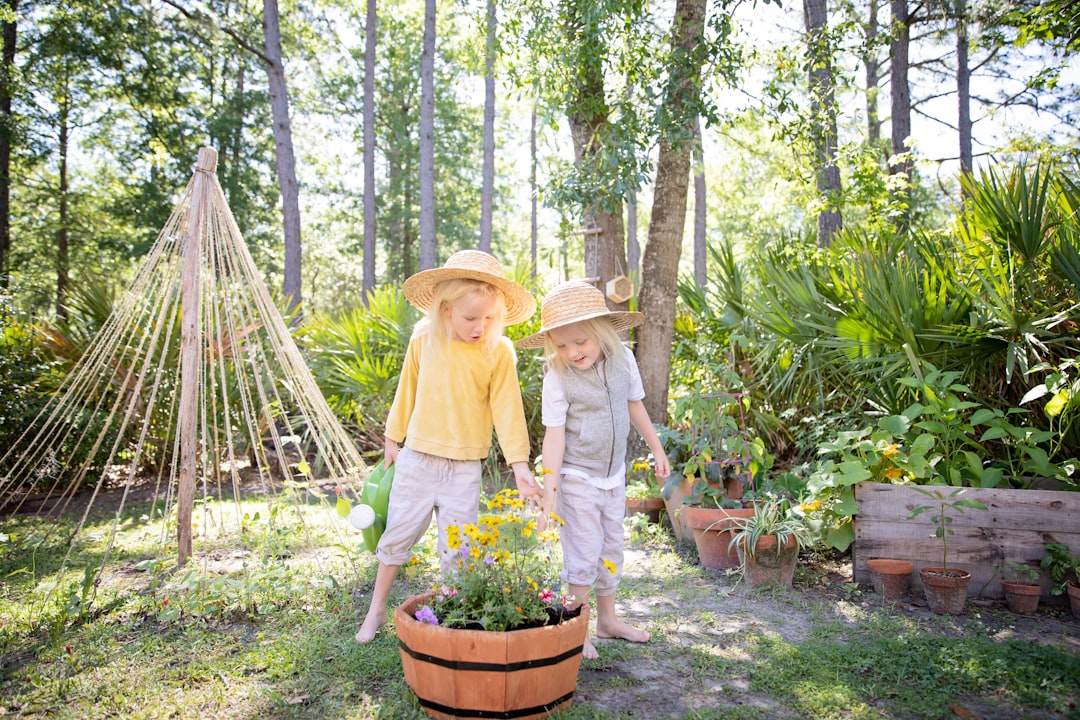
[418,0,436,270]
[638,0,708,425]
[889,0,913,209]
[804,0,842,245]
[363,0,377,300]
[479,0,495,252]
[0,0,14,287]
[262,0,302,312]
[955,0,972,180]
[560,0,630,297]
[859,0,885,144]
[692,116,706,288]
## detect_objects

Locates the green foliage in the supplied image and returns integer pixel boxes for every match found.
[727,496,810,561]
[1040,542,1080,595]
[1002,560,1040,585]
[299,286,418,452]
[624,455,662,500]
[0,295,61,460]
[906,487,987,571]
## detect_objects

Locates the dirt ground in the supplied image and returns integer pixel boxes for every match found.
[572,543,1080,720]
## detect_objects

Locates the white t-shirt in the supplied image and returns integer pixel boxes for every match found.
[541,346,646,489]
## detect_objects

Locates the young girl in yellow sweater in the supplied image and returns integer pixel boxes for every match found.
[356,250,539,643]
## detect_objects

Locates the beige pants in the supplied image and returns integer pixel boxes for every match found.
[556,472,625,595]
[375,446,482,573]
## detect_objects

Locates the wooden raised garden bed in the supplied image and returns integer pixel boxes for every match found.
[852,481,1080,601]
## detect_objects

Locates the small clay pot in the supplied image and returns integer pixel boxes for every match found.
[867,559,913,601]
[1067,582,1080,618]
[920,567,971,615]
[1001,581,1041,615]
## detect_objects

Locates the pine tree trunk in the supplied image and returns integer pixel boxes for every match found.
[418,0,436,270]
[692,117,706,288]
[263,0,303,313]
[889,0,912,187]
[479,0,496,252]
[804,0,842,247]
[956,0,972,185]
[363,0,377,300]
[0,0,16,288]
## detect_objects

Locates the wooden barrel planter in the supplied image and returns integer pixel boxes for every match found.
[394,592,589,720]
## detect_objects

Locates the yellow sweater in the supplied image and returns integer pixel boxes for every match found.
[385,334,530,465]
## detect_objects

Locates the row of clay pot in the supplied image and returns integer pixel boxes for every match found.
[867,558,1080,617]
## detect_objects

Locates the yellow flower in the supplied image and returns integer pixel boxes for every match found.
[603,559,617,575]
[882,443,899,458]
[801,499,822,512]
[884,467,902,480]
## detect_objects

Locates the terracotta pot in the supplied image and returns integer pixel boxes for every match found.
[1001,581,1041,615]
[395,592,589,720]
[867,559,913,601]
[625,496,665,524]
[1067,582,1080,618]
[737,534,799,589]
[920,567,971,615]
[683,505,754,570]
[662,477,695,544]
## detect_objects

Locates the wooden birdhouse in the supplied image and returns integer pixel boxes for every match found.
[605,274,634,304]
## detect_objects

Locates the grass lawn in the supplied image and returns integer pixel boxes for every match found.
[1,488,1078,719]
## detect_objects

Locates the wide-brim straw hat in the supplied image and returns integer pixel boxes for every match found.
[402,250,536,325]
[516,280,644,348]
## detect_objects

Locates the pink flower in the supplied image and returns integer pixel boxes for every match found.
[539,589,555,604]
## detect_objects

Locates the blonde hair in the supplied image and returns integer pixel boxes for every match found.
[542,317,627,373]
[413,278,507,355]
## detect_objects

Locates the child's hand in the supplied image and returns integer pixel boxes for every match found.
[384,438,400,466]
[653,453,671,480]
[511,462,541,499]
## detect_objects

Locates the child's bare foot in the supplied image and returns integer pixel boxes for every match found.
[595,618,649,643]
[355,609,387,643]
[582,635,599,660]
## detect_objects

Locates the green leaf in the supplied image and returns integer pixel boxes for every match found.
[835,461,872,486]
[335,496,352,518]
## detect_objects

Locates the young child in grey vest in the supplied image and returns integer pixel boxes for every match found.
[518,280,670,659]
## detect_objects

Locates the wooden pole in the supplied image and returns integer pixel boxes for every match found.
[177,147,217,567]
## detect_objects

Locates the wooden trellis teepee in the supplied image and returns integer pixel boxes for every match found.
[0,147,368,603]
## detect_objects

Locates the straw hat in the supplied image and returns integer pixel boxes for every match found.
[516,280,644,348]
[402,250,536,325]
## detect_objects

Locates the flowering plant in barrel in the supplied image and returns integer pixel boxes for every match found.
[413,488,575,631]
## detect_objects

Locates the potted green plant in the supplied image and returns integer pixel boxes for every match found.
[394,488,588,719]
[1000,560,1041,615]
[907,486,987,615]
[1040,542,1080,617]
[625,455,665,523]
[727,496,810,588]
[680,467,756,571]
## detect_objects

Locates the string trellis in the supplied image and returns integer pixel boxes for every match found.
[0,147,368,607]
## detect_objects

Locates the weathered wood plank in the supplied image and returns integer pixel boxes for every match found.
[852,482,1080,600]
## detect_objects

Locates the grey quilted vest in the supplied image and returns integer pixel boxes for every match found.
[559,353,631,479]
